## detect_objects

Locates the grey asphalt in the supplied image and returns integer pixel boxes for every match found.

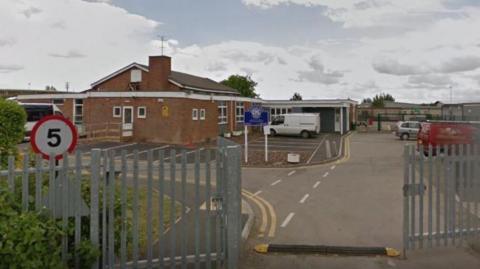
[240,133,480,269]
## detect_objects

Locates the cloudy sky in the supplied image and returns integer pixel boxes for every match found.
[2,0,480,103]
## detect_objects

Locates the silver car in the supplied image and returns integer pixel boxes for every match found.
[395,121,420,140]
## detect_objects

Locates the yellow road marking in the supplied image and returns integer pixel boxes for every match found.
[243,189,277,238]
[242,190,268,236]
[336,134,351,165]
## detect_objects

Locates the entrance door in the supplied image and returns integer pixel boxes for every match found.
[122,106,133,131]
[334,108,340,132]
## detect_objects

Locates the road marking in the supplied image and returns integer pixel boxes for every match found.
[306,135,327,164]
[299,194,310,204]
[323,172,329,178]
[243,189,277,237]
[313,181,321,189]
[253,190,263,196]
[330,165,336,170]
[288,170,296,176]
[271,179,282,186]
[280,212,295,228]
[242,191,268,235]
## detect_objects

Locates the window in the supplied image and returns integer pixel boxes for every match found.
[74,99,83,125]
[271,116,285,125]
[137,106,146,118]
[236,102,244,122]
[200,109,206,120]
[218,101,227,124]
[53,99,64,105]
[113,106,121,118]
[192,108,199,120]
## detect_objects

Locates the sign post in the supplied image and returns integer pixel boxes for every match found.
[244,106,269,163]
[263,126,271,162]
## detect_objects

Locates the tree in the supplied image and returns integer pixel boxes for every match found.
[362,98,372,104]
[221,75,259,98]
[0,99,26,168]
[45,85,57,91]
[290,92,303,101]
[370,93,396,108]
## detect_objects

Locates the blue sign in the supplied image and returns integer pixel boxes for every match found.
[245,106,269,126]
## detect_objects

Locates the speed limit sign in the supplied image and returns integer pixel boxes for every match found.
[30,115,78,160]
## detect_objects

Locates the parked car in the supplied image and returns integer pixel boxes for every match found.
[417,121,479,154]
[395,121,421,140]
[19,103,63,140]
[269,113,320,138]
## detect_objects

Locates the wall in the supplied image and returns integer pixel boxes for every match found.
[300,107,336,133]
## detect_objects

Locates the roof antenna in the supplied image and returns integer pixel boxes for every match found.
[159,35,166,56]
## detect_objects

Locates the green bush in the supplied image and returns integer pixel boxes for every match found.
[0,100,26,169]
[0,188,64,269]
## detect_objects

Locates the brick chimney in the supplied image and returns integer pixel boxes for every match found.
[148,55,171,90]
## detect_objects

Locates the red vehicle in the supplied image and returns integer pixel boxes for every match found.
[417,121,479,154]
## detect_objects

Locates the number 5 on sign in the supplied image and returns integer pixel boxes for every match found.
[30,115,78,160]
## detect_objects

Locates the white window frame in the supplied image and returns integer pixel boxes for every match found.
[236,102,244,123]
[113,106,121,118]
[218,101,227,124]
[137,106,147,119]
[73,99,83,125]
[200,109,206,120]
[192,108,199,120]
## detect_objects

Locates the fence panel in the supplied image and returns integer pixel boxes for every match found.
[404,143,480,253]
[0,137,242,269]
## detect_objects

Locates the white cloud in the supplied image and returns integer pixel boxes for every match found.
[0,0,159,90]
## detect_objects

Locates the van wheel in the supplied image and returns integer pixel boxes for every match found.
[301,131,310,138]
[401,133,409,140]
[270,129,276,136]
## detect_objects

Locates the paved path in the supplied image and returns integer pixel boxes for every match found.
[241,133,480,269]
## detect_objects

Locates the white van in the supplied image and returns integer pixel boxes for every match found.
[19,103,63,140]
[269,113,320,138]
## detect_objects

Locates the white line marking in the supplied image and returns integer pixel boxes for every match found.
[271,179,282,186]
[299,194,310,204]
[288,170,296,176]
[313,181,321,189]
[323,172,329,178]
[330,165,336,170]
[280,212,295,228]
[253,190,263,196]
[306,136,327,164]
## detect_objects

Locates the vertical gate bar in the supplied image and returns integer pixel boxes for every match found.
[427,145,433,248]
[215,147,223,268]
[90,149,101,269]
[102,151,107,269]
[180,150,188,269]
[158,150,165,269]
[403,145,410,252]
[132,150,140,268]
[435,145,441,247]
[194,150,201,269]
[474,144,479,240]
[170,149,177,269]
[49,153,56,218]
[21,152,29,211]
[108,151,115,268]
[459,145,464,245]
[74,151,82,269]
[62,153,69,263]
[146,150,154,269]
[466,144,472,238]
[35,154,42,211]
[7,156,14,192]
[451,145,457,245]
[419,145,424,249]
[226,145,241,269]
[443,145,449,246]
[120,150,127,269]
[410,145,416,248]
[205,149,212,269]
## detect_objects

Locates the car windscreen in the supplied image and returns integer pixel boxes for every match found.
[23,105,54,122]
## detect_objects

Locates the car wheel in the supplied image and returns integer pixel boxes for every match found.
[270,129,277,136]
[301,131,310,138]
[401,133,409,140]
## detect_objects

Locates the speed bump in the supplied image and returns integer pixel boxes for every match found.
[255,244,400,257]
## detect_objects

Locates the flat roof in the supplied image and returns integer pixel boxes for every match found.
[264,99,357,108]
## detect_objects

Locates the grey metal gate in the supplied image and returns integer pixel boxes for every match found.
[0,137,242,269]
[403,144,480,253]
